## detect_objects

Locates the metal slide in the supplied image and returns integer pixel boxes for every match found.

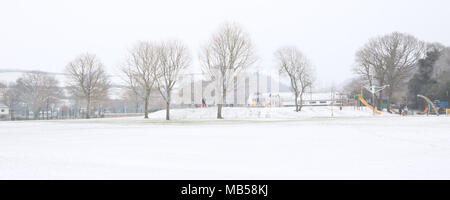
[359,95,382,115]
[417,94,440,116]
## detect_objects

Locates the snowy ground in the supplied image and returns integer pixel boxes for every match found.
[1,106,450,180]
[146,106,395,121]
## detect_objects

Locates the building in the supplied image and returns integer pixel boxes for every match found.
[301,92,347,106]
[250,92,348,107]
[247,93,281,107]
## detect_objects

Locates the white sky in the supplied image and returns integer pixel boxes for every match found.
[1,0,450,88]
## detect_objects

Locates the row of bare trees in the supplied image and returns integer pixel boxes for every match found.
[0,54,111,120]
[120,23,316,119]
[2,22,317,120]
[122,23,260,120]
[121,40,190,120]
[0,72,62,119]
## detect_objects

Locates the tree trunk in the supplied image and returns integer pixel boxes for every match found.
[86,96,91,119]
[166,102,170,121]
[376,81,384,110]
[375,92,381,111]
[46,102,49,120]
[144,92,150,119]
[217,86,226,119]
[165,92,171,120]
[387,88,393,110]
[34,108,40,120]
[294,93,299,112]
[298,93,303,112]
[217,104,222,119]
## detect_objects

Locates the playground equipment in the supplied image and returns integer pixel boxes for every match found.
[417,94,440,116]
[361,81,389,115]
[389,106,410,116]
[419,107,429,115]
[359,95,382,115]
[389,107,401,115]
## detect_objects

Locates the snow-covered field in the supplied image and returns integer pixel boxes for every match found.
[1,106,450,180]
[147,106,383,120]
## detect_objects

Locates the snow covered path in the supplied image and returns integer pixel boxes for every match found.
[1,107,450,179]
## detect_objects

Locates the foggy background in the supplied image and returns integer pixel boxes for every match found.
[1,0,450,88]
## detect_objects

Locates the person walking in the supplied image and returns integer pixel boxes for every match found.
[202,98,207,108]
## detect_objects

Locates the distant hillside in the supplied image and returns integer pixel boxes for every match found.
[0,68,64,74]
[0,69,35,73]
[0,70,124,85]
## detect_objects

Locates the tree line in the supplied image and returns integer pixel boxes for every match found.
[4,21,391,121]
[1,55,111,120]
[348,32,450,111]
[4,28,447,120]
[407,44,450,109]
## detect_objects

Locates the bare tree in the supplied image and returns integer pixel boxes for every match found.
[121,63,146,113]
[155,40,191,120]
[1,82,21,120]
[353,40,386,108]
[66,53,111,119]
[122,42,159,118]
[15,72,61,120]
[354,32,425,109]
[343,78,365,97]
[0,82,6,103]
[121,87,142,113]
[382,33,425,106]
[199,22,257,119]
[0,82,5,94]
[90,84,109,118]
[42,75,63,119]
[275,47,314,112]
[354,40,385,88]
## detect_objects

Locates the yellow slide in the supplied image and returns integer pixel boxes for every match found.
[359,95,382,115]
[419,107,429,115]
[390,108,401,115]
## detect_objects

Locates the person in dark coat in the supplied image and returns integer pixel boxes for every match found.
[202,98,207,108]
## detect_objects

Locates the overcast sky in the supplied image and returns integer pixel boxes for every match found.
[1,0,450,88]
